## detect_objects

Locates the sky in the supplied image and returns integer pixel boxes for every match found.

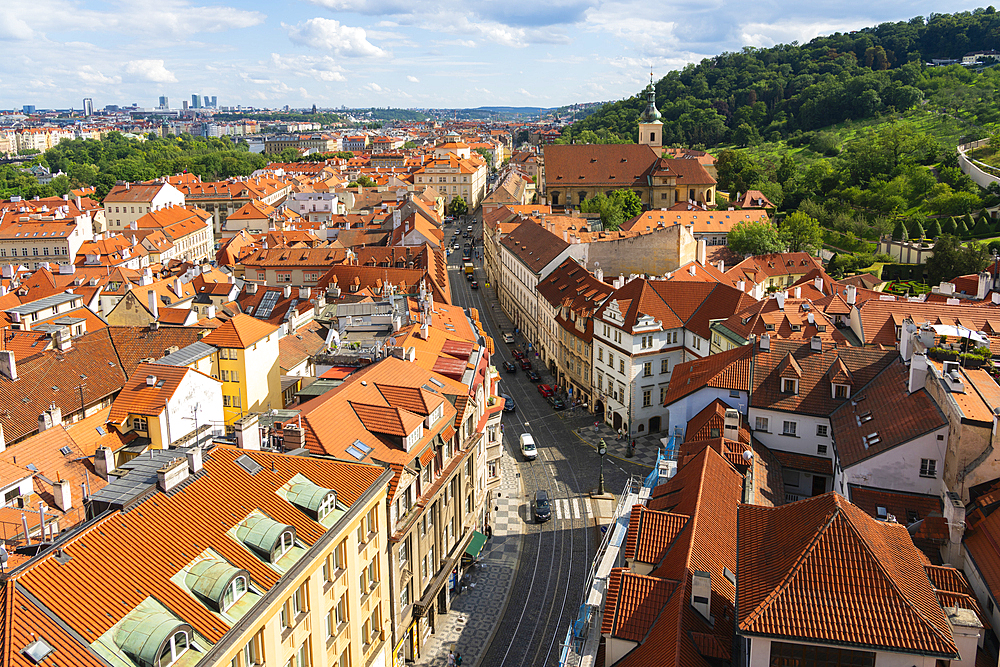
[0,0,987,111]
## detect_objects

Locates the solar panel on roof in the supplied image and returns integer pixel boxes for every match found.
[256,290,281,319]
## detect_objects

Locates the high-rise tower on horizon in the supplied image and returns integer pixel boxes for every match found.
[82,98,93,116]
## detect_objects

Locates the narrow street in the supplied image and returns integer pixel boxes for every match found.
[445,210,648,667]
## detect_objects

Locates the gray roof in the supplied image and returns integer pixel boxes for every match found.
[6,292,80,315]
[89,447,197,509]
[158,341,215,367]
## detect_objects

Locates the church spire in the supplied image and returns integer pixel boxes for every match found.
[640,70,662,123]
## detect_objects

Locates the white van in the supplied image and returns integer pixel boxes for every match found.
[520,433,537,460]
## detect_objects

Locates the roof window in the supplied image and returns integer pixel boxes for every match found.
[22,639,56,664]
[184,557,250,612]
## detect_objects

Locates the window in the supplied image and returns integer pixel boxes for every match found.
[222,576,247,611]
[920,458,938,478]
[277,273,291,283]
[322,558,331,583]
[292,582,308,615]
[294,640,309,667]
[222,370,230,382]
[400,581,410,608]
[598,348,603,362]
[241,638,259,667]
[661,359,669,374]
[782,421,797,436]
[276,530,294,559]
[755,417,769,432]
[366,559,378,590]
[729,389,740,398]
[782,378,798,394]
[334,540,346,570]
[338,648,349,667]
[659,386,667,403]
[158,631,189,667]
[834,384,849,399]
[619,359,625,374]
[335,594,347,625]
[641,335,653,349]
[133,416,148,431]
[642,390,651,407]
[399,536,411,567]
[816,425,828,437]
[230,370,240,382]
[818,444,828,455]
[607,352,613,367]
[643,362,652,377]
[325,610,335,640]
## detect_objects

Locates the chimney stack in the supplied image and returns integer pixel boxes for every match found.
[186,447,203,474]
[0,350,17,381]
[157,458,190,492]
[814,277,824,294]
[95,446,115,479]
[793,286,801,299]
[148,289,159,318]
[775,291,785,311]
[696,239,706,266]
[53,480,72,511]
[846,285,857,306]
[38,405,62,432]
[234,414,262,450]
[760,334,771,351]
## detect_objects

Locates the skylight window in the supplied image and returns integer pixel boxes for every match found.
[22,639,55,664]
[346,446,366,460]
[235,454,263,476]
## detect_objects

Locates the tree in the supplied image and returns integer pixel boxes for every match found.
[892,219,909,241]
[911,219,926,240]
[715,149,763,195]
[780,211,824,253]
[926,235,991,284]
[927,218,943,238]
[347,175,377,188]
[728,220,785,256]
[580,189,643,231]
[402,141,418,149]
[449,196,468,216]
[274,147,301,162]
[941,217,958,235]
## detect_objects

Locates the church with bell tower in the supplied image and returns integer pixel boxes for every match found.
[638,72,663,148]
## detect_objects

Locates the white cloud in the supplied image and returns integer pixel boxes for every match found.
[123,59,177,83]
[364,82,383,92]
[0,9,35,40]
[285,18,387,58]
[269,53,348,82]
[407,75,419,83]
[78,66,121,85]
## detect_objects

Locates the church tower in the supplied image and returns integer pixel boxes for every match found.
[638,71,663,148]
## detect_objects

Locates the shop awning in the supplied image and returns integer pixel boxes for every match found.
[464,531,487,559]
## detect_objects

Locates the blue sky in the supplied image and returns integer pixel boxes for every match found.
[0,0,985,111]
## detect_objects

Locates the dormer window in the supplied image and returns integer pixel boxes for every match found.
[405,423,424,449]
[833,383,850,399]
[782,378,798,394]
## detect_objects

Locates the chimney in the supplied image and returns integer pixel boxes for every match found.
[0,423,5,453]
[563,230,568,242]
[846,285,857,305]
[736,280,745,292]
[594,267,604,283]
[760,334,771,351]
[696,239,706,266]
[234,414,262,450]
[814,277,824,294]
[95,446,115,479]
[723,408,740,436]
[775,291,785,310]
[810,336,822,351]
[147,374,158,387]
[909,353,928,393]
[944,491,967,565]
[54,328,72,352]
[793,286,801,298]
[0,350,17,380]
[979,271,991,300]
[717,260,725,273]
[173,277,183,297]
[247,282,258,294]
[38,405,62,432]
[157,457,190,492]
[148,289,159,318]
[53,480,72,511]
[206,304,216,319]
[299,287,311,299]
[283,284,292,299]
[691,571,711,620]
[186,447,203,474]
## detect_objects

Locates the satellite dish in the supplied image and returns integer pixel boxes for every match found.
[0,545,8,565]
[743,450,754,462]
[388,337,396,347]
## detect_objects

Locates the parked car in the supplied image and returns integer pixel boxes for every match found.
[512,349,525,360]
[533,490,551,522]
[502,394,515,412]
[547,395,566,410]
[467,225,473,232]
[520,433,537,460]
[519,359,532,370]
[502,361,517,373]
[503,332,515,344]
[525,370,540,382]
[471,281,479,290]
[537,384,554,398]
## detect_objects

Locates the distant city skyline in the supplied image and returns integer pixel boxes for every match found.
[0,0,987,111]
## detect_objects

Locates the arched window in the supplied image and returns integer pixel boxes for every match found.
[277,530,294,559]
[318,493,337,519]
[222,576,248,611]
[158,631,189,667]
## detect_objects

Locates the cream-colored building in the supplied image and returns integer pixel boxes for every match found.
[412,155,488,211]
[0,445,394,667]
[104,181,187,229]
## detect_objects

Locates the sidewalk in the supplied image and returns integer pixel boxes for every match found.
[414,446,523,667]
[571,422,664,469]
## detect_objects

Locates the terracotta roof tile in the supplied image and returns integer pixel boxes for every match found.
[600,568,678,642]
[624,505,688,565]
[202,313,278,349]
[738,493,958,656]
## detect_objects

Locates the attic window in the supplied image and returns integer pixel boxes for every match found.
[235,454,263,476]
[863,432,881,448]
[59,445,72,456]
[782,378,798,394]
[859,411,873,423]
[22,639,55,664]
[790,324,801,332]
[765,324,775,331]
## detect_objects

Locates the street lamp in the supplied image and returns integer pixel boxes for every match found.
[597,438,607,496]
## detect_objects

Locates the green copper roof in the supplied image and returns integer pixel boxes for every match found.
[185,558,245,609]
[114,612,188,667]
[235,513,294,561]
[640,82,662,123]
[286,481,336,517]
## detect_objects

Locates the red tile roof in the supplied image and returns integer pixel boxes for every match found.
[202,313,278,348]
[662,345,755,407]
[738,493,958,656]
[601,569,678,642]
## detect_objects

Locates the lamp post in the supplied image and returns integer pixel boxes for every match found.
[597,438,607,496]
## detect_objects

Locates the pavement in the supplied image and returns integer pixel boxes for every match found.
[570,422,666,469]
[413,441,523,667]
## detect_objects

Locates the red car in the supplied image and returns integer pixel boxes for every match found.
[519,359,533,370]
[537,384,554,398]
[512,349,525,360]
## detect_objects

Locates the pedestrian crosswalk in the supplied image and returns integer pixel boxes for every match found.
[553,497,590,521]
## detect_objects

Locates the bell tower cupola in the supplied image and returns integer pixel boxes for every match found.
[638,70,663,148]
